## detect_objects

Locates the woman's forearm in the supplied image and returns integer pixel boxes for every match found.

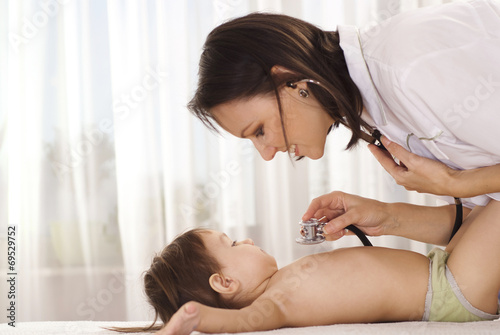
[385,202,470,246]
[451,165,500,198]
[313,191,470,245]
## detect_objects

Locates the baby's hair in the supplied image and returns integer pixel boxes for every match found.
[109,228,231,332]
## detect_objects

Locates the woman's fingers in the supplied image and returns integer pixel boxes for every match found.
[370,136,459,195]
[323,228,350,241]
[302,192,388,241]
[368,143,405,177]
[301,192,345,221]
[156,302,199,335]
[323,211,356,235]
[380,136,412,162]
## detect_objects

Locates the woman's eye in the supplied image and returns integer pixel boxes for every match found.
[255,127,264,137]
[231,240,237,247]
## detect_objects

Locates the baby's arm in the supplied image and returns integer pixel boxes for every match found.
[156,298,286,334]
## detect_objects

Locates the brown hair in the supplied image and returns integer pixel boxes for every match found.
[109,228,231,333]
[188,12,371,150]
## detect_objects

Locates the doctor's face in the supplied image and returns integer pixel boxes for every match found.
[211,87,334,161]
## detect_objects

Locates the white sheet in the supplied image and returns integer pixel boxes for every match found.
[1,320,499,335]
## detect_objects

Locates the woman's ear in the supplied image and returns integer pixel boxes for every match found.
[209,273,240,295]
[270,65,307,92]
[270,65,295,77]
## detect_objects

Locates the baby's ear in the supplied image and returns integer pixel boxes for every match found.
[209,273,239,295]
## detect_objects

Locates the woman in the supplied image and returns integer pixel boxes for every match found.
[188,0,500,241]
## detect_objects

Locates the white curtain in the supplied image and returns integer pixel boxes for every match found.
[0,0,449,323]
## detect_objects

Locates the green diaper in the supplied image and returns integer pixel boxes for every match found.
[422,248,499,322]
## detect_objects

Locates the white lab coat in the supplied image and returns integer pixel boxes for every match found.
[338,0,500,207]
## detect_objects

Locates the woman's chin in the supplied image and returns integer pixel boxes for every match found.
[308,151,324,160]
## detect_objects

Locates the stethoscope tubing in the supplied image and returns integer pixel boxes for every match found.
[346,224,372,247]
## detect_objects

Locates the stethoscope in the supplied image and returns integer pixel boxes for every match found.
[291,78,463,246]
[296,217,373,246]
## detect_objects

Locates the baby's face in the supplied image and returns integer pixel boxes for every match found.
[202,230,278,290]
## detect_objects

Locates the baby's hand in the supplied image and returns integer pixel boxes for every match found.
[155,302,200,335]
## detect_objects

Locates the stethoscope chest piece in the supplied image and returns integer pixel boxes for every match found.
[296,219,326,245]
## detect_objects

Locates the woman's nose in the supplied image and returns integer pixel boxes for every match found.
[253,140,277,161]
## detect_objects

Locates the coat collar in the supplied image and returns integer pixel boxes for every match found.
[338,25,388,126]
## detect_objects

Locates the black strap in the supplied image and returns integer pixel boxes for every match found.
[346,224,372,247]
[449,197,463,242]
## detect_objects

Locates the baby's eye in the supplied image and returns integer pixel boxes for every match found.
[255,127,264,138]
[231,240,237,247]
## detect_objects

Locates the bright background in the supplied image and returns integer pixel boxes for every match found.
[0,0,452,323]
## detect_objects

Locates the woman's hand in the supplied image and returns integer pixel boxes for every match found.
[155,302,200,335]
[302,191,391,241]
[302,190,464,245]
[368,136,459,196]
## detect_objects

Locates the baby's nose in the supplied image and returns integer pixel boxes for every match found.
[239,238,254,246]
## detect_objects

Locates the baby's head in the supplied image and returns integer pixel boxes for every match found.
[145,228,278,326]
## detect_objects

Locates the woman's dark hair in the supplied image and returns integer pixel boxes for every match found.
[109,228,231,333]
[188,12,371,150]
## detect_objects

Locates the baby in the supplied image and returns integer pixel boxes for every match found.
[115,200,500,334]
